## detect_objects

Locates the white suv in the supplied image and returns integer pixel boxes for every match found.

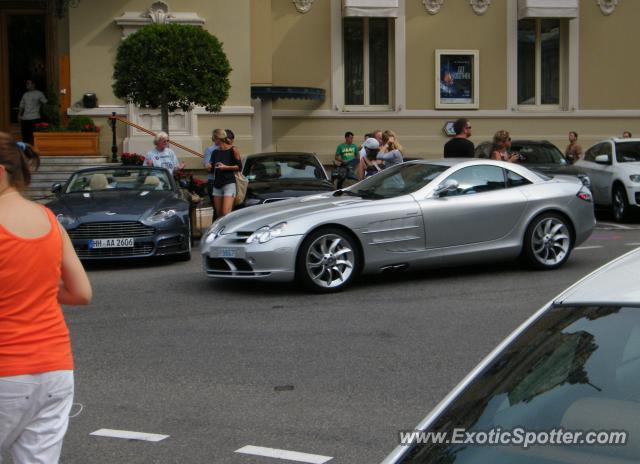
[576,138,640,221]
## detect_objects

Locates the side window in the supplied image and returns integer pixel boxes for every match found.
[441,165,506,197]
[506,169,531,188]
[584,145,598,162]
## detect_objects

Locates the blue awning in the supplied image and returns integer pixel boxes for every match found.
[251,86,325,102]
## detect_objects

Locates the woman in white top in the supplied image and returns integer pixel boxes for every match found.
[490,130,520,163]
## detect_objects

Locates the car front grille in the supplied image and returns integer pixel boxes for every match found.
[205,257,270,277]
[68,221,155,239]
[75,243,154,258]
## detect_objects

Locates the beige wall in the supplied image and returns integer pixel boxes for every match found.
[251,0,273,85]
[405,0,507,110]
[69,0,251,107]
[271,0,332,111]
[579,0,640,109]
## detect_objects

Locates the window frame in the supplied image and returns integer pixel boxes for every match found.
[517,17,566,110]
[507,0,579,113]
[331,0,405,113]
[343,16,394,111]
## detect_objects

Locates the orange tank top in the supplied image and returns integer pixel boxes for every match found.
[0,206,73,376]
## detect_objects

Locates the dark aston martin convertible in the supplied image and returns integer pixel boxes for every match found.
[47,166,191,260]
[240,152,335,207]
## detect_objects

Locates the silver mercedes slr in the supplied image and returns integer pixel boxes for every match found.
[201,159,595,292]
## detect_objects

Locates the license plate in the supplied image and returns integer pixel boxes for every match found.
[89,238,134,249]
[216,247,239,258]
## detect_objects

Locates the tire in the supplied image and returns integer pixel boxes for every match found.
[523,213,572,270]
[612,184,629,222]
[296,227,360,293]
[176,220,192,262]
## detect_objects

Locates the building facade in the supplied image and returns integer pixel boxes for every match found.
[0,0,637,166]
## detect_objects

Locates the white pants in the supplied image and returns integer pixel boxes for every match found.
[0,370,74,464]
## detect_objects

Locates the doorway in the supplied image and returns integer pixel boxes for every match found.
[0,10,49,138]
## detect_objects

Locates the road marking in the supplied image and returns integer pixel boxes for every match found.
[597,222,638,230]
[90,429,169,442]
[235,445,333,463]
[574,246,603,250]
[626,243,640,246]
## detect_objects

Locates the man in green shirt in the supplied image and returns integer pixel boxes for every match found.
[334,131,358,189]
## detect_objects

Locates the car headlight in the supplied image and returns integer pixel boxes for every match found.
[629,175,640,183]
[246,222,287,244]
[55,213,75,227]
[243,198,262,206]
[204,223,225,245]
[148,209,177,223]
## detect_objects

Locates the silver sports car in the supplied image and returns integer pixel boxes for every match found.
[201,159,595,292]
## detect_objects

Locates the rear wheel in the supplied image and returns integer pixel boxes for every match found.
[523,213,572,270]
[612,184,629,222]
[296,228,360,293]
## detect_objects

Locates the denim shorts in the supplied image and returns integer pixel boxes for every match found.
[211,183,236,197]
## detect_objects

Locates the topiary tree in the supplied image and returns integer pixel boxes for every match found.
[113,23,231,134]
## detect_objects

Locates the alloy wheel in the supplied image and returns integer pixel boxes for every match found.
[305,233,355,289]
[531,217,570,267]
[613,187,627,222]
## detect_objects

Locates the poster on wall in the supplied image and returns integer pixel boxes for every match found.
[435,50,479,109]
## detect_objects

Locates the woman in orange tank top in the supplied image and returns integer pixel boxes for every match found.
[0,133,92,464]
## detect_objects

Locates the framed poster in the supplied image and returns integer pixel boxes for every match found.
[435,50,479,109]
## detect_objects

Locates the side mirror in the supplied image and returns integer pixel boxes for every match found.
[51,183,62,194]
[595,154,611,165]
[433,179,459,197]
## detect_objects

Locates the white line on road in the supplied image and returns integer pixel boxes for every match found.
[597,222,636,230]
[90,429,169,442]
[626,243,640,246]
[235,445,333,463]
[574,246,603,250]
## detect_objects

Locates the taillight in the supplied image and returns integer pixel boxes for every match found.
[577,187,592,202]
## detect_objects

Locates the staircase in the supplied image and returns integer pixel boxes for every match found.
[27,156,113,202]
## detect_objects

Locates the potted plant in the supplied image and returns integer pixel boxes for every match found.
[33,115,101,156]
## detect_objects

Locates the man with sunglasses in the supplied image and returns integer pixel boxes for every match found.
[444,118,474,158]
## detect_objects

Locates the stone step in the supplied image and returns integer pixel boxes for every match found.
[39,156,110,165]
[33,172,77,181]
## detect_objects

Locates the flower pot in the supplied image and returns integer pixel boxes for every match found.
[33,132,100,156]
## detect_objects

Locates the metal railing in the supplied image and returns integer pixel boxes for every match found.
[108,112,204,162]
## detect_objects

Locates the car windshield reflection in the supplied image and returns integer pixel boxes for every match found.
[65,168,173,193]
[245,156,325,182]
[347,163,448,199]
[401,305,640,463]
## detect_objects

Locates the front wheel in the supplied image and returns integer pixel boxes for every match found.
[523,213,572,270]
[612,185,629,222]
[296,228,361,293]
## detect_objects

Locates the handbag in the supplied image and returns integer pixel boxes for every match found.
[234,171,249,206]
[332,165,348,180]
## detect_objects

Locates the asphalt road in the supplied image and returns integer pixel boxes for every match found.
[38,221,640,463]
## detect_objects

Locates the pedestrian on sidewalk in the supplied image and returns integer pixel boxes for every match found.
[444,118,474,158]
[0,132,92,464]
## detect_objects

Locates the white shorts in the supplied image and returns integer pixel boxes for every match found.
[0,370,74,464]
[212,183,236,197]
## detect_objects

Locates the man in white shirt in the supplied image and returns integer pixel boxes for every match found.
[143,132,185,175]
[18,79,47,145]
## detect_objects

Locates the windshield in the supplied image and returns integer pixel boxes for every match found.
[400,305,640,463]
[244,156,325,181]
[65,168,173,193]
[347,163,448,199]
[511,143,568,165]
[615,142,640,163]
